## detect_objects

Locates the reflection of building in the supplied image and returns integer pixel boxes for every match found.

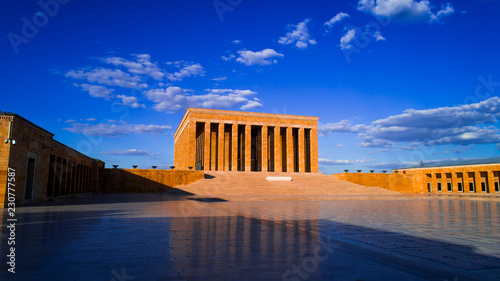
[1,112,104,206]
[174,108,319,173]
[397,158,500,193]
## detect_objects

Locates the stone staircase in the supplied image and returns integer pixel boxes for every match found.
[174,171,399,201]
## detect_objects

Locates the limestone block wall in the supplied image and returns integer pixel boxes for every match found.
[1,113,104,207]
[400,164,500,194]
[102,169,204,193]
[334,172,421,193]
[0,116,12,207]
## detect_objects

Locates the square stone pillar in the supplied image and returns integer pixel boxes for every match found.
[487,171,495,193]
[451,172,458,193]
[262,126,268,172]
[218,122,224,171]
[431,173,437,192]
[231,124,238,171]
[210,125,218,171]
[310,128,319,173]
[245,124,251,172]
[463,170,471,192]
[298,128,305,173]
[187,121,196,170]
[475,171,483,193]
[286,127,294,173]
[274,126,282,172]
[203,122,211,171]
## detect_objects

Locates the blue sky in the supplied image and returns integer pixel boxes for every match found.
[2,0,500,173]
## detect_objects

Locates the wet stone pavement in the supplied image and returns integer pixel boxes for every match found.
[1,194,500,281]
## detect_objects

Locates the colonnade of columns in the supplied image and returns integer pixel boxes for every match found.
[427,170,500,193]
[194,121,317,173]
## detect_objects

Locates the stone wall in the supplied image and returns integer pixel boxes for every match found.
[333,172,423,193]
[1,114,104,207]
[102,169,205,193]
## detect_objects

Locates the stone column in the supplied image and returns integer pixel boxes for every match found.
[187,121,196,170]
[274,126,282,172]
[488,170,495,193]
[204,122,211,171]
[286,127,294,173]
[245,124,251,172]
[451,172,458,193]
[310,128,319,173]
[262,126,268,172]
[218,122,224,171]
[430,173,437,193]
[463,170,471,192]
[298,128,305,173]
[231,124,238,171]
[210,124,218,171]
[475,171,483,193]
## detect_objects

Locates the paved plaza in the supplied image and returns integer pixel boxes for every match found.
[1,187,500,281]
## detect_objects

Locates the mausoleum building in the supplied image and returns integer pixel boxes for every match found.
[174,108,319,173]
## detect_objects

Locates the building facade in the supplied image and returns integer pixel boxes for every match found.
[1,112,104,207]
[174,108,319,173]
[397,158,500,194]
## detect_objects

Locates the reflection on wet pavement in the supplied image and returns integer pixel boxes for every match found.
[1,194,499,280]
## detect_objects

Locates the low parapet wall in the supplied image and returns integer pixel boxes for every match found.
[333,172,424,193]
[102,169,205,193]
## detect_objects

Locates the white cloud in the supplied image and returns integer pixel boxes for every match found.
[279,19,317,49]
[116,95,146,109]
[236,49,284,66]
[324,12,350,32]
[102,54,165,80]
[85,118,96,121]
[166,62,205,81]
[101,149,157,156]
[212,76,227,82]
[318,120,366,136]
[64,122,172,137]
[240,98,263,110]
[319,158,374,165]
[222,55,236,61]
[430,3,454,22]
[66,68,147,89]
[337,144,345,148]
[339,26,385,50]
[232,40,242,45]
[360,97,500,147]
[74,83,115,100]
[65,119,76,123]
[357,0,454,23]
[340,28,357,50]
[145,87,261,113]
[374,31,386,41]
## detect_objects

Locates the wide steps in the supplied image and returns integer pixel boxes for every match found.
[175,171,398,200]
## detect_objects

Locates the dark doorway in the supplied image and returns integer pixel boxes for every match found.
[251,126,262,171]
[195,122,205,170]
[292,128,299,172]
[280,128,287,172]
[267,127,275,172]
[24,154,37,201]
[238,125,245,171]
[304,129,311,173]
